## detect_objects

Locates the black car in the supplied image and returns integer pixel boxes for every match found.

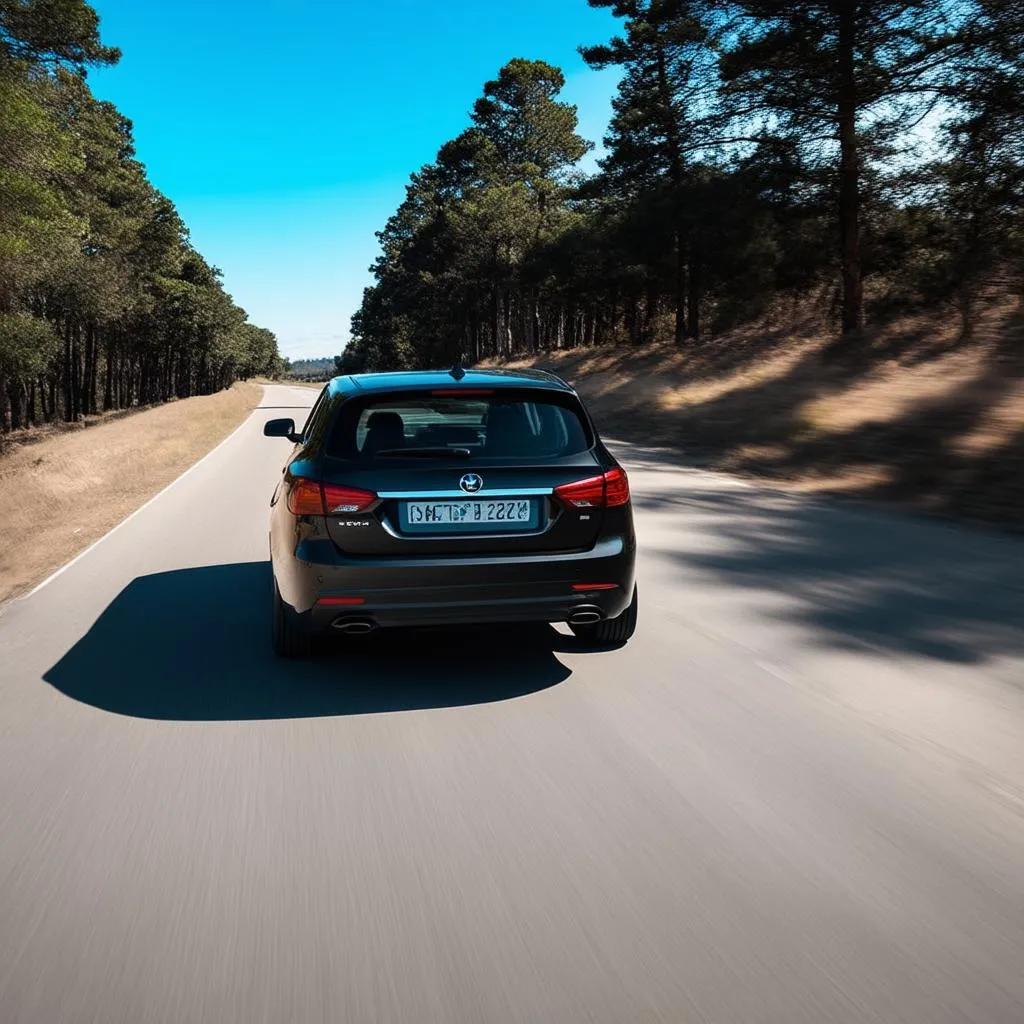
[263,366,637,657]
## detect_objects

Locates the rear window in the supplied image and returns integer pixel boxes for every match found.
[326,392,591,460]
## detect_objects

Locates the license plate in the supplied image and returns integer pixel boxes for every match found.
[401,499,537,533]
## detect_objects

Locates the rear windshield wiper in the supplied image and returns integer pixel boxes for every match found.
[374,447,472,459]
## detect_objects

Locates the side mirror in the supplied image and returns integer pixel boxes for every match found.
[263,418,300,442]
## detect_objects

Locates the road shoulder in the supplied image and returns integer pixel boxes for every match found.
[0,382,263,607]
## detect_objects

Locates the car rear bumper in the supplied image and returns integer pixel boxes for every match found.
[275,535,636,633]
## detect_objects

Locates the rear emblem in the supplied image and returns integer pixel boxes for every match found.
[459,473,483,493]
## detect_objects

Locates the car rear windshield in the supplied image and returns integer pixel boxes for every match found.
[326,392,592,460]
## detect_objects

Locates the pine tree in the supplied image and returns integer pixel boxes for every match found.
[939,0,1024,325]
[581,0,722,342]
[0,1,279,433]
[0,0,120,68]
[718,1,960,342]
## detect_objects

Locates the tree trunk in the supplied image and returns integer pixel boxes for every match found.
[837,2,863,335]
[82,324,93,416]
[644,282,659,343]
[104,342,114,410]
[628,297,644,346]
[88,327,100,414]
[492,288,501,358]
[957,197,984,338]
[0,375,10,433]
[62,320,73,421]
[70,323,82,421]
[674,232,688,344]
[687,244,701,341]
[654,39,688,346]
[8,382,23,431]
[503,291,513,357]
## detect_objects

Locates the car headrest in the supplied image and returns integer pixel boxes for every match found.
[362,410,405,452]
[484,403,532,455]
[366,411,404,430]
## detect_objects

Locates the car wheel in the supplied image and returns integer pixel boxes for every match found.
[272,578,311,659]
[570,585,638,646]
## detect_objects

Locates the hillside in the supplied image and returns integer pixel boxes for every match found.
[497,294,1024,530]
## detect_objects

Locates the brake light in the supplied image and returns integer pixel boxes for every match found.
[430,389,494,396]
[322,484,377,514]
[316,596,366,606]
[572,583,617,591]
[287,478,326,516]
[554,468,630,509]
[554,474,605,508]
[604,467,630,507]
[287,478,377,516]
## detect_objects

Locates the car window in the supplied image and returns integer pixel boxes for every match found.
[300,387,328,438]
[327,393,590,460]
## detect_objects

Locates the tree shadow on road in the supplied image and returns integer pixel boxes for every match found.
[569,297,1024,531]
[43,562,573,721]
[635,485,1024,666]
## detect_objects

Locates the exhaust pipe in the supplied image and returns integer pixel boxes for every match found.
[568,608,603,626]
[331,617,377,634]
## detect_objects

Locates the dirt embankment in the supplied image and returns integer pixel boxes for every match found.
[498,295,1024,530]
[0,382,262,605]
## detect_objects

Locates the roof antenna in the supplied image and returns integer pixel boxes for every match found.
[449,353,466,381]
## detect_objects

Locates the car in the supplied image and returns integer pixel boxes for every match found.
[263,364,637,657]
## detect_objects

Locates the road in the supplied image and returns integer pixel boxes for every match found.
[2,382,1023,1024]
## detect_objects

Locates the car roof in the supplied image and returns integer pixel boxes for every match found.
[327,367,573,396]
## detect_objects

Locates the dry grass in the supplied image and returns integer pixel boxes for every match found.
[0,382,261,605]
[495,293,1024,529]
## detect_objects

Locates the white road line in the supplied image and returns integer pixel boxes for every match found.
[3,386,278,612]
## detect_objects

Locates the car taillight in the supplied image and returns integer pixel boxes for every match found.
[322,483,377,514]
[554,468,630,509]
[555,475,605,507]
[287,479,377,516]
[287,478,326,516]
[603,467,630,507]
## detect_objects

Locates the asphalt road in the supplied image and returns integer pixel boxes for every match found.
[2,383,1024,1024]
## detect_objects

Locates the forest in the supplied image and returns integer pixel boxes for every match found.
[343,0,1023,373]
[283,357,337,381]
[0,0,282,435]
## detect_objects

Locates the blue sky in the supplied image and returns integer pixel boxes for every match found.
[88,0,621,360]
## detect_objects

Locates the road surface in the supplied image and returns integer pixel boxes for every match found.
[2,383,1023,1024]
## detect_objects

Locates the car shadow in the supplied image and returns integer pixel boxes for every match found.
[43,562,573,721]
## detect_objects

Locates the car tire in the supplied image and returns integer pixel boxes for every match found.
[570,585,638,646]
[272,578,311,659]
